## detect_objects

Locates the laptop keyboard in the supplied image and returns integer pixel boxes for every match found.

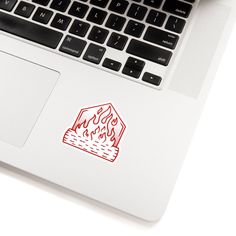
[0,0,197,89]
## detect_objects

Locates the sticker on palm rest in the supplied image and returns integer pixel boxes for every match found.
[63,103,126,162]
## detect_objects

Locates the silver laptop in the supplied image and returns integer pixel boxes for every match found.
[0,0,234,221]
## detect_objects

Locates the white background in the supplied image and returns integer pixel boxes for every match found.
[1,21,236,236]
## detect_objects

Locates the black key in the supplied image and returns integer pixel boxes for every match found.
[86,7,107,25]
[0,0,17,11]
[88,26,109,44]
[165,16,186,34]
[146,10,166,27]
[90,0,109,8]
[33,7,53,24]
[32,0,50,6]
[122,67,140,78]
[108,0,129,14]
[0,11,63,49]
[107,32,128,50]
[163,0,192,18]
[105,14,126,31]
[102,58,121,71]
[126,39,172,66]
[51,13,71,31]
[144,27,179,50]
[143,0,162,8]
[127,3,147,21]
[15,1,35,18]
[126,57,145,71]
[124,20,145,38]
[142,72,162,86]
[122,57,145,78]
[69,19,90,37]
[50,0,71,12]
[83,43,106,64]
[60,35,87,57]
[68,2,89,18]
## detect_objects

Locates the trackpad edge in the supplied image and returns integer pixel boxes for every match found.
[0,51,59,147]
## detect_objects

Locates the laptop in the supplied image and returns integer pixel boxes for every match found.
[0,0,234,221]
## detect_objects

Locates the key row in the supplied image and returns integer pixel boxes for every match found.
[30,0,192,19]
[59,1,187,34]
[103,58,162,87]
[49,15,178,51]
[0,11,171,64]
[35,3,186,35]
[0,0,193,21]
[7,0,180,50]
[0,11,170,73]
[0,0,187,36]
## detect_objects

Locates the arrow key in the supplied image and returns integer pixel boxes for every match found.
[122,66,141,78]
[142,72,162,86]
[102,58,121,71]
[122,56,145,78]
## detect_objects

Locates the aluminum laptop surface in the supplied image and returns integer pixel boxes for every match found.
[0,0,235,221]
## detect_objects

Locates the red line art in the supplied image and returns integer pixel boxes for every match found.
[63,103,126,162]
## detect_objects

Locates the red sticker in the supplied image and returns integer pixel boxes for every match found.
[63,103,126,162]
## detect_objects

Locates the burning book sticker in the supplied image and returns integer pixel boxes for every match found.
[63,103,126,162]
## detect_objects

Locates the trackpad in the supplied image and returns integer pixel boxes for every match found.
[0,51,59,147]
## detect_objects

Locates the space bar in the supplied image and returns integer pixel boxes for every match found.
[0,12,63,49]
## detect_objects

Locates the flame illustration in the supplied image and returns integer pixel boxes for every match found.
[73,105,123,147]
[63,103,126,162]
